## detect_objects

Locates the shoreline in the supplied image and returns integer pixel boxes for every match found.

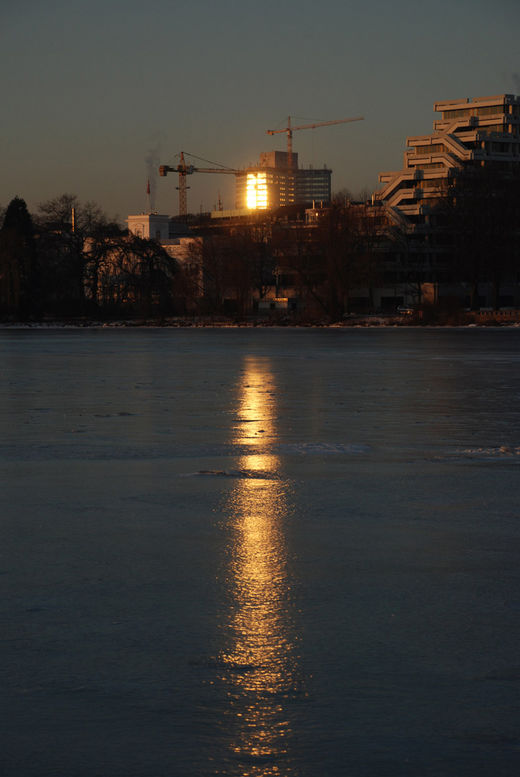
[2,316,520,330]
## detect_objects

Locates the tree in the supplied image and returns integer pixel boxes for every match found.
[272,219,329,318]
[438,166,520,309]
[34,194,124,316]
[222,222,276,316]
[36,193,122,237]
[197,235,228,315]
[389,222,427,306]
[320,202,360,317]
[0,197,38,316]
[310,202,372,318]
[84,235,178,316]
[37,193,79,229]
[36,228,86,316]
[350,203,386,311]
[126,236,178,315]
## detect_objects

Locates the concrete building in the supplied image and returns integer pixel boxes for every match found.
[375,93,520,227]
[127,213,197,257]
[122,95,520,316]
[372,94,520,308]
[127,212,204,300]
[127,213,170,241]
[235,150,331,210]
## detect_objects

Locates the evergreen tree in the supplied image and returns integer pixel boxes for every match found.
[0,197,38,317]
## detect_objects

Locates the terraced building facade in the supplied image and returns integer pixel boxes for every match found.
[375,93,520,228]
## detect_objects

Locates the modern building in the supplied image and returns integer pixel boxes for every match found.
[375,93,520,227]
[235,150,331,210]
[295,167,332,207]
[372,94,520,308]
[123,95,520,316]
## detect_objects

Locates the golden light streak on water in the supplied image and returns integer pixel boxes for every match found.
[218,358,301,775]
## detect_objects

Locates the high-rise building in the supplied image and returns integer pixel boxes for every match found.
[375,93,520,225]
[370,93,520,308]
[295,168,332,206]
[235,150,331,210]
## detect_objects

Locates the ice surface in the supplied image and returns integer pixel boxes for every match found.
[1,327,520,776]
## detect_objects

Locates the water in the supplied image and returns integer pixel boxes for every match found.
[1,327,519,776]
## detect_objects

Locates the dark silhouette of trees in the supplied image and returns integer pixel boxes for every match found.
[191,225,275,317]
[33,194,125,316]
[388,220,433,306]
[222,224,276,316]
[438,167,520,309]
[125,236,178,316]
[349,203,386,311]
[275,202,386,319]
[84,234,178,316]
[195,235,228,314]
[0,197,38,317]
[271,220,327,317]
[36,228,86,316]
[1,193,179,320]
[319,202,360,317]
[2,179,519,321]
[36,193,121,237]
[238,222,276,307]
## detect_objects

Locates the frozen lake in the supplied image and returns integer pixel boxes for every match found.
[1,327,519,776]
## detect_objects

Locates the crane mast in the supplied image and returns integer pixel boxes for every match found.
[159,151,237,217]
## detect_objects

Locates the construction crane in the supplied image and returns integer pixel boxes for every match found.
[266,115,364,171]
[159,151,237,217]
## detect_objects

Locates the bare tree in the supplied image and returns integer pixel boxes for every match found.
[84,235,177,316]
[37,193,121,237]
[437,167,520,309]
[351,203,386,311]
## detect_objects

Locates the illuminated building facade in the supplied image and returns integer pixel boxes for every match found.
[235,150,331,210]
[127,213,170,241]
[371,93,520,309]
[375,93,520,225]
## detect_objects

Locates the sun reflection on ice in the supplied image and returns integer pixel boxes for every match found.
[218,357,302,775]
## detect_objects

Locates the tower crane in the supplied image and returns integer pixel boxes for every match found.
[266,115,364,171]
[159,151,238,217]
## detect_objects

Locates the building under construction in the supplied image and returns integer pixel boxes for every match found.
[159,116,363,216]
[234,150,332,210]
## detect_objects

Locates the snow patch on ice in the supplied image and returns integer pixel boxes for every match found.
[181,468,279,480]
[456,446,520,460]
[280,442,372,455]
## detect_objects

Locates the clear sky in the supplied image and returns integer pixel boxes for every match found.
[2,0,519,222]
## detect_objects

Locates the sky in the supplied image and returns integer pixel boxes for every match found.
[1,0,520,223]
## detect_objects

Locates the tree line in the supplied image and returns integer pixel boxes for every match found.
[0,194,179,319]
[1,169,519,321]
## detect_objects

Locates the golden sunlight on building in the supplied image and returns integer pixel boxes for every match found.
[218,357,301,772]
[236,150,331,211]
[246,172,269,210]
